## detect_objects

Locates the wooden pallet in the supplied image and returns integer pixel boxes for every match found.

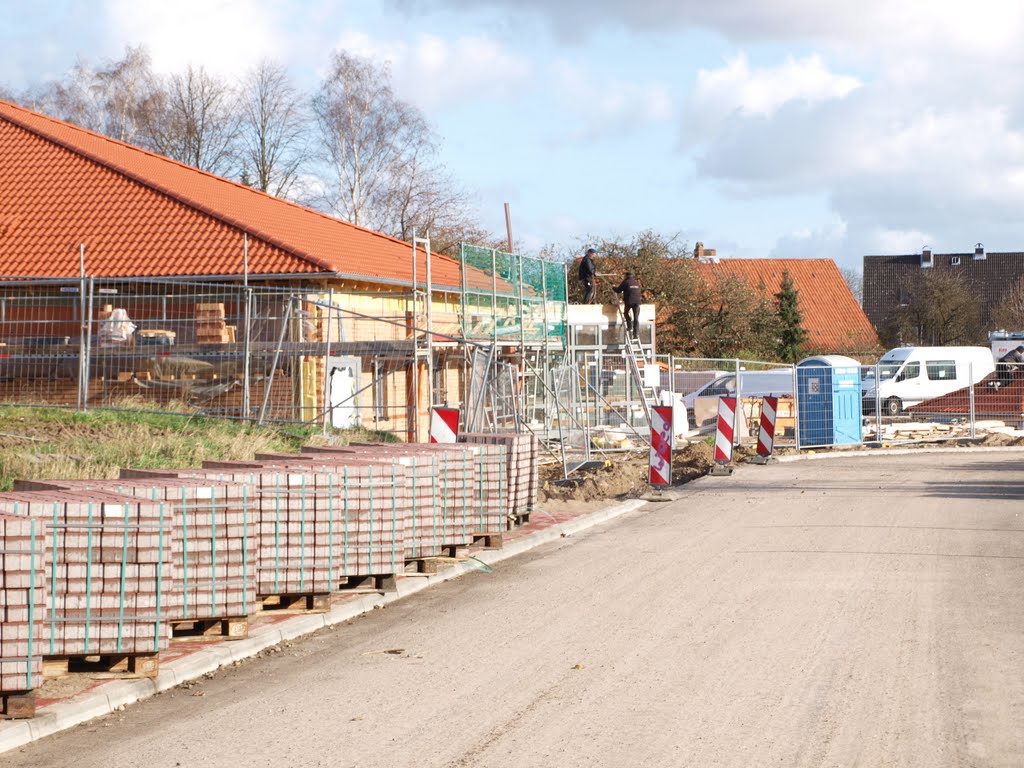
[471,532,503,550]
[338,574,398,593]
[43,653,160,680]
[404,556,466,575]
[0,691,35,719]
[171,616,249,641]
[260,593,330,613]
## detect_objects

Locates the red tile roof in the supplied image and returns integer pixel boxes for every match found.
[0,99,485,290]
[695,258,879,353]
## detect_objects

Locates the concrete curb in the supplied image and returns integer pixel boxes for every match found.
[0,498,647,754]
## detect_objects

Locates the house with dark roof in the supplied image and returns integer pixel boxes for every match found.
[0,99,549,438]
[863,246,1024,346]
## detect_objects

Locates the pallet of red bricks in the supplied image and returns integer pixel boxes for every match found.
[127,462,409,598]
[458,433,539,527]
[0,490,178,675]
[346,442,509,540]
[288,449,448,559]
[16,478,257,627]
[0,514,46,716]
[303,445,480,552]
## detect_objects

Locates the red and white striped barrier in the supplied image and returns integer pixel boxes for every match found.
[757,396,778,457]
[429,407,459,443]
[649,405,673,487]
[714,397,736,463]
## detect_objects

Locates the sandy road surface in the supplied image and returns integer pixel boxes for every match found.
[7,453,1023,768]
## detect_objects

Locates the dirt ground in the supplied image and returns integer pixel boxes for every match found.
[538,440,715,505]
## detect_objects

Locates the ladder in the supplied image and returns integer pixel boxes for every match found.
[618,305,657,427]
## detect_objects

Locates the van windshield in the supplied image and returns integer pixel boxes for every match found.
[878,363,902,380]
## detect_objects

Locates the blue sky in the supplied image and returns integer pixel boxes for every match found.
[4,0,1024,272]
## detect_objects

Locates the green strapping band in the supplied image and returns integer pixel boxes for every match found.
[242,484,249,609]
[273,474,282,593]
[390,465,397,572]
[368,464,375,573]
[328,475,335,587]
[49,502,57,655]
[179,486,190,616]
[343,466,350,575]
[462,453,468,537]
[210,485,218,613]
[116,501,130,653]
[409,458,418,557]
[299,474,307,593]
[84,502,95,652]
[155,501,165,652]
[26,517,36,689]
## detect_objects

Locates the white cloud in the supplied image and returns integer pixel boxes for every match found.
[103,0,286,77]
[335,30,531,110]
[685,53,861,143]
[553,60,673,140]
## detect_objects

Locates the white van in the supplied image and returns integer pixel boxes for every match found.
[684,369,795,430]
[861,346,995,416]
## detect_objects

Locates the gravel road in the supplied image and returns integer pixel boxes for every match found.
[7,453,1023,768]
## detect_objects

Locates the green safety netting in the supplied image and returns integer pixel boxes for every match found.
[459,244,567,340]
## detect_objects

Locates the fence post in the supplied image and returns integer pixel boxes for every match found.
[82,277,94,412]
[968,361,976,440]
[792,363,801,449]
[242,287,252,420]
[732,358,742,446]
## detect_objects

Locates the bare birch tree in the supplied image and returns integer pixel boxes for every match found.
[312,51,485,250]
[140,64,239,175]
[22,46,159,143]
[237,60,308,198]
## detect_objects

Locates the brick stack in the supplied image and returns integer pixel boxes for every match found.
[0,491,177,657]
[0,515,46,694]
[458,433,539,526]
[342,444,478,549]
[128,462,409,596]
[300,447,445,558]
[16,478,256,622]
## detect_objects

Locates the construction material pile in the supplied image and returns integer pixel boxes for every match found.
[0,436,538,710]
[0,515,46,697]
[16,478,257,622]
[0,491,177,659]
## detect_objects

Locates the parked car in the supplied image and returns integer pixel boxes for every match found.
[861,346,995,416]
[683,369,795,430]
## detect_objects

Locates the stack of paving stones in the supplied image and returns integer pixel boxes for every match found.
[0,514,46,710]
[16,478,256,624]
[292,448,445,559]
[342,444,480,551]
[0,490,177,662]
[458,433,539,527]
[128,461,410,596]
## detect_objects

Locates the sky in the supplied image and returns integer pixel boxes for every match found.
[3,0,1024,272]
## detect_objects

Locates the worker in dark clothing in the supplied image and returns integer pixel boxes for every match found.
[613,270,642,337]
[579,248,597,303]
[995,344,1024,388]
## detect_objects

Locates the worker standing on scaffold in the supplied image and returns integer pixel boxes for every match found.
[579,247,597,304]
[614,270,642,337]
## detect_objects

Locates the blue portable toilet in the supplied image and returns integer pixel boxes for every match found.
[797,355,863,447]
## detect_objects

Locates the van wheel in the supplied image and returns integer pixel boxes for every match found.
[884,397,902,417]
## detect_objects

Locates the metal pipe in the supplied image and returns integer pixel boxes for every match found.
[242,287,252,419]
[322,287,334,436]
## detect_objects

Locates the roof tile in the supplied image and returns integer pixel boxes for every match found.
[0,99,486,290]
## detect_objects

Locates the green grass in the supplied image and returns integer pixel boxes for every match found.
[0,406,394,491]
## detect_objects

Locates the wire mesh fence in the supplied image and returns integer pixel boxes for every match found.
[1,276,1021,452]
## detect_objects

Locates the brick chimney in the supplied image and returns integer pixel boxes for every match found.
[920,246,933,268]
[694,242,704,259]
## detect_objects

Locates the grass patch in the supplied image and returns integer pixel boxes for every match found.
[0,406,332,491]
